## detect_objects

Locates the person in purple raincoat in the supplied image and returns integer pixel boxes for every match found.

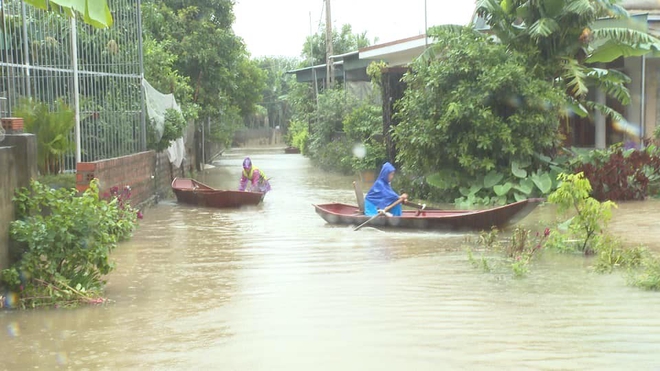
[239,157,271,193]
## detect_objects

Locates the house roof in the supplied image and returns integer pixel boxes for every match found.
[358,34,429,67]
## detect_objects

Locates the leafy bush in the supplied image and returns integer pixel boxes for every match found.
[37,173,76,190]
[1,179,138,308]
[14,98,75,175]
[466,226,548,278]
[308,87,358,158]
[147,108,187,152]
[343,103,388,172]
[393,27,566,205]
[310,137,354,175]
[547,172,617,254]
[286,120,309,154]
[629,257,660,291]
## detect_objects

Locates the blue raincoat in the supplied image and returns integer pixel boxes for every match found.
[364,162,403,216]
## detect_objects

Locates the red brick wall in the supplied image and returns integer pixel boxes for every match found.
[76,151,155,206]
[76,149,194,207]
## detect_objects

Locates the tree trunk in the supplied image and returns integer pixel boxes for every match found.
[381,67,408,166]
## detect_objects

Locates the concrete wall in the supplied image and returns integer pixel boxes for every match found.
[233,128,283,147]
[0,134,38,270]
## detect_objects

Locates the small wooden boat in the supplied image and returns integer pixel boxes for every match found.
[313,198,543,231]
[172,178,264,208]
[284,146,301,154]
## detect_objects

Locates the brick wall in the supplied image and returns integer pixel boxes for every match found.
[76,150,193,208]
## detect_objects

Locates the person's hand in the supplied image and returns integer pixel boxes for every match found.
[400,193,409,201]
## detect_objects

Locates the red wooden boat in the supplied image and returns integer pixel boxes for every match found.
[313,198,543,231]
[171,178,264,208]
[284,146,301,154]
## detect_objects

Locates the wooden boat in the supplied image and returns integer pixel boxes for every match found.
[313,198,544,231]
[171,177,264,208]
[284,146,301,154]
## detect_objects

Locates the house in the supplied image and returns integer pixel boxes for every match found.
[288,0,660,152]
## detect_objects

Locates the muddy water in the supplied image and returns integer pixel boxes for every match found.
[2,147,660,370]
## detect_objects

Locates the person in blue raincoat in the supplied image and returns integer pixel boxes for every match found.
[364,162,408,216]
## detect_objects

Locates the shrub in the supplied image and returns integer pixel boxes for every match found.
[1,179,138,308]
[147,108,187,152]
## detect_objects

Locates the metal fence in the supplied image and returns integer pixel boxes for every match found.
[0,0,144,171]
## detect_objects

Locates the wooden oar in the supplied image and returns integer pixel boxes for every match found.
[404,200,426,211]
[354,198,404,231]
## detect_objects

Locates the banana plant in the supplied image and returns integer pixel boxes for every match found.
[469,0,660,121]
[23,0,112,29]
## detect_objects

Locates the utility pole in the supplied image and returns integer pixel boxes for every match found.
[325,0,333,88]
[424,0,428,48]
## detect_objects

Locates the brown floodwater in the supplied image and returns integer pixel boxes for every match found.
[2,147,660,370]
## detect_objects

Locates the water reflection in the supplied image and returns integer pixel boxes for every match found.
[1,147,660,370]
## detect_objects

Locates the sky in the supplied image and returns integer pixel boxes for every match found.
[232,0,477,58]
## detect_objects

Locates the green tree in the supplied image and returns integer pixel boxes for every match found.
[394,28,565,201]
[141,0,266,145]
[255,57,300,132]
[302,24,374,65]
[471,0,660,120]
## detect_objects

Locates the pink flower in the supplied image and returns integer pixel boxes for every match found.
[544,228,550,237]
[137,211,144,219]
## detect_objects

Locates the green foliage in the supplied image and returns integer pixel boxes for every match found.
[592,236,647,273]
[547,172,617,253]
[286,120,309,155]
[310,137,354,175]
[287,81,317,126]
[366,61,388,87]
[147,108,187,152]
[24,0,113,28]
[466,226,547,278]
[393,28,568,205]
[143,37,197,119]
[37,174,76,190]
[302,24,374,66]
[14,98,75,175]
[1,179,137,308]
[628,257,660,291]
[343,103,381,141]
[308,87,358,157]
[472,0,660,122]
[255,57,299,131]
[343,103,388,172]
[211,104,243,149]
[141,0,265,146]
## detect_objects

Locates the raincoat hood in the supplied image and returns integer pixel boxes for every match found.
[365,162,400,209]
[242,157,252,169]
[377,162,396,183]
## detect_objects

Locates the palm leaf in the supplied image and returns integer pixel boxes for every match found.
[563,0,593,15]
[528,18,560,39]
[586,27,660,63]
[566,96,589,118]
[591,27,660,49]
[561,58,588,98]
[584,100,625,122]
[585,67,631,105]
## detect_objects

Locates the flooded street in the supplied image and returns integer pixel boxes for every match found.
[2,148,660,370]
